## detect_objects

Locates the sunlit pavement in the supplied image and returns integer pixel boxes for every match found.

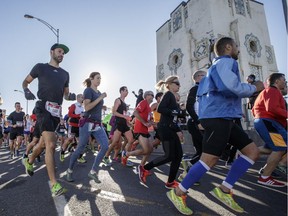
[0,142,287,216]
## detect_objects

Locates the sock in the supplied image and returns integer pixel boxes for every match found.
[90,170,96,174]
[222,155,254,189]
[261,175,269,179]
[179,160,210,192]
[67,168,73,173]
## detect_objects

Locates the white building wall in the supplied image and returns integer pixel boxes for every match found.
[156,0,278,129]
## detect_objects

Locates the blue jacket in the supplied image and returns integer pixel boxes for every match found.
[197,55,256,119]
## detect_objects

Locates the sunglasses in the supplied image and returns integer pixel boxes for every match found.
[172,81,180,86]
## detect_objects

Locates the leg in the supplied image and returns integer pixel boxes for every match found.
[42,131,57,185]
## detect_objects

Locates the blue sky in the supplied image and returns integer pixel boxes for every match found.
[0,0,286,115]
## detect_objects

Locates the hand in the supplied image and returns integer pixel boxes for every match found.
[198,123,204,130]
[101,92,107,99]
[67,93,76,100]
[24,88,36,100]
[252,81,265,92]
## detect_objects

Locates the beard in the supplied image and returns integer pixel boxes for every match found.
[52,53,63,64]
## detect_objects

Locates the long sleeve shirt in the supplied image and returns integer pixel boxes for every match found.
[252,86,288,128]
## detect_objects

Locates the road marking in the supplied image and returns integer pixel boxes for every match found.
[60,180,163,207]
[48,181,72,216]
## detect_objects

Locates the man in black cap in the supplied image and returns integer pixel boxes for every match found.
[21,43,76,197]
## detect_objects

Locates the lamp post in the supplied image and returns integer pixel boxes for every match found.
[24,14,59,43]
[0,93,3,106]
[14,90,28,114]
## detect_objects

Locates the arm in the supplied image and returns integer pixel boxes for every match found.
[68,104,80,118]
[63,87,76,101]
[84,92,107,112]
[157,92,174,116]
[22,74,36,100]
[215,59,257,98]
[186,86,199,123]
[133,109,150,127]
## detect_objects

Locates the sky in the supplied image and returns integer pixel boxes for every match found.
[0,0,287,115]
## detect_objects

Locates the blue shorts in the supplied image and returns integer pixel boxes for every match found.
[254,118,287,151]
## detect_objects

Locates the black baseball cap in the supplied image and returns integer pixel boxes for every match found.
[50,43,69,54]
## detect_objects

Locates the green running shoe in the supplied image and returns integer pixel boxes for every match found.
[166,189,193,215]
[102,157,112,166]
[24,158,34,176]
[77,156,87,163]
[210,187,244,213]
[88,172,101,183]
[51,182,67,197]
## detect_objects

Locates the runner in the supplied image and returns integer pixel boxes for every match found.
[22,43,76,197]
[65,72,108,183]
[166,37,263,215]
[7,102,25,158]
[103,86,134,167]
[139,76,186,188]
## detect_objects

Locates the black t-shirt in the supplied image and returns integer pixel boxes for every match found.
[7,111,25,132]
[30,63,69,105]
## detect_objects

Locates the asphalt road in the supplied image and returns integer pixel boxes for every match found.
[0,142,287,216]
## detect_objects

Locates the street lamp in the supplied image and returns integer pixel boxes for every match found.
[14,90,28,114]
[24,14,59,43]
[0,93,3,106]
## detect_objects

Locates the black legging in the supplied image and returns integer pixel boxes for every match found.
[144,126,183,183]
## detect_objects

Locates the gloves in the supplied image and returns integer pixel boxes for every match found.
[67,93,76,101]
[24,88,36,100]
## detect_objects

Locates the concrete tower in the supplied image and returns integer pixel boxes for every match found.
[156,0,278,128]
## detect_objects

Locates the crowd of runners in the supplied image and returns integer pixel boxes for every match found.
[0,37,286,215]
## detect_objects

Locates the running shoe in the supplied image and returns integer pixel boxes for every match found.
[60,152,65,162]
[16,150,20,157]
[102,157,112,166]
[66,170,74,182]
[138,165,149,183]
[121,151,128,166]
[126,160,134,167]
[10,154,14,160]
[166,189,193,215]
[165,180,179,189]
[23,158,34,176]
[210,187,244,213]
[77,157,87,163]
[257,176,286,187]
[88,172,101,183]
[51,182,67,197]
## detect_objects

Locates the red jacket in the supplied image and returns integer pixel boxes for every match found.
[252,86,287,128]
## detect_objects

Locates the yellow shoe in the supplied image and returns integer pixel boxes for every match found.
[166,189,193,215]
[210,187,244,213]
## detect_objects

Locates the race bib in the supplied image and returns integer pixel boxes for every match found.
[88,122,101,132]
[45,101,62,117]
[16,121,23,127]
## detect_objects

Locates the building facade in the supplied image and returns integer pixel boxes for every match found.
[156,0,278,129]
